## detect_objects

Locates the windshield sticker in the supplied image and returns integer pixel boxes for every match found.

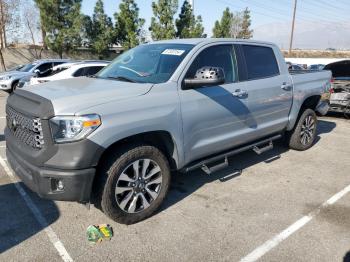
[162,49,185,56]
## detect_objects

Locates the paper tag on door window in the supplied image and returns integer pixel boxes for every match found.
[161,49,185,56]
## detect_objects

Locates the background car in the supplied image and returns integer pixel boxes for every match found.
[28,61,109,86]
[0,59,70,92]
[324,60,350,116]
[308,64,325,70]
[288,64,304,70]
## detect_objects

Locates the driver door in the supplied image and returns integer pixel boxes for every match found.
[178,44,251,163]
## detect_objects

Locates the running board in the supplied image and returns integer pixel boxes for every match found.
[201,157,228,175]
[253,141,273,155]
[184,134,282,174]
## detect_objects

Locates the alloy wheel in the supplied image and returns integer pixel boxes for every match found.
[300,115,315,145]
[115,159,162,213]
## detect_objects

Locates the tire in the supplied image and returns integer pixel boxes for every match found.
[287,109,317,151]
[99,144,170,224]
[10,81,19,93]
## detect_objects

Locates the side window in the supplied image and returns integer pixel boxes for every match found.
[36,62,53,77]
[73,68,85,77]
[185,45,237,83]
[241,45,279,80]
[85,66,104,76]
[53,62,65,66]
[36,62,53,73]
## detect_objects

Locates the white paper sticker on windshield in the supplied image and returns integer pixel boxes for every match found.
[162,49,185,56]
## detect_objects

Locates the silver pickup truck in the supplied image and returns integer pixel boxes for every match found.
[5,39,331,224]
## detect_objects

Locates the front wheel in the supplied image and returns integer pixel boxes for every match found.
[11,81,19,93]
[99,144,170,224]
[287,108,317,151]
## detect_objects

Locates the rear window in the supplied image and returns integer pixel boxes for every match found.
[242,45,279,80]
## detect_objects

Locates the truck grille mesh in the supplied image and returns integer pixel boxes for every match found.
[6,106,44,150]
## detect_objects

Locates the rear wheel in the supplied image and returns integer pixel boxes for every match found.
[99,144,170,224]
[287,109,317,151]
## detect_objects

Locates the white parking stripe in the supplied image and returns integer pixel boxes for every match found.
[0,157,73,262]
[0,116,6,119]
[240,184,350,262]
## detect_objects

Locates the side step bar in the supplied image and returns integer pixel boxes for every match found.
[184,134,282,174]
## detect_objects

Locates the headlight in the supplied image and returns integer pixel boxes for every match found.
[49,114,101,143]
[0,76,12,81]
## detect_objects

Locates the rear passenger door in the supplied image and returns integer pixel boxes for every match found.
[237,44,293,138]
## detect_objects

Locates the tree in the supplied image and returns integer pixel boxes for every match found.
[0,0,19,49]
[35,0,84,58]
[238,7,253,39]
[212,7,233,38]
[175,0,204,38]
[87,0,114,58]
[229,12,243,39]
[0,0,19,70]
[114,0,145,49]
[34,0,47,49]
[22,1,41,58]
[149,0,178,40]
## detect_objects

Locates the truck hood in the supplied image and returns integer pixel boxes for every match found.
[22,77,153,114]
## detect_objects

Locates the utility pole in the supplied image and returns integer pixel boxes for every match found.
[289,0,297,55]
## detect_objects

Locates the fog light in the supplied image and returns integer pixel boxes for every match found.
[57,180,64,191]
[51,178,64,191]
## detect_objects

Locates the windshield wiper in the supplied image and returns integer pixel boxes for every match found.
[106,76,137,83]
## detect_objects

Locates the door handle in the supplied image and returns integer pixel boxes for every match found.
[232,89,248,98]
[281,82,293,91]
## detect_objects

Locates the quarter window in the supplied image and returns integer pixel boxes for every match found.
[242,45,279,80]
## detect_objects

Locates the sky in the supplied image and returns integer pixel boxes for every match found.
[79,0,350,49]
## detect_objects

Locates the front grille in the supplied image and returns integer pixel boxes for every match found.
[6,106,44,150]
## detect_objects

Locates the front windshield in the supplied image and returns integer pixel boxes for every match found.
[97,43,194,84]
[18,63,36,72]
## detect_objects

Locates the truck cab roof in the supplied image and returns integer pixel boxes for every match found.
[149,38,277,47]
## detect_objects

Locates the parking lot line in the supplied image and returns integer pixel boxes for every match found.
[239,183,350,262]
[0,157,73,262]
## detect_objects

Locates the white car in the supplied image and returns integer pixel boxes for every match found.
[29,61,108,85]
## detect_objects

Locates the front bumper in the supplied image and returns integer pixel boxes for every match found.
[0,80,12,90]
[6,147,95,202]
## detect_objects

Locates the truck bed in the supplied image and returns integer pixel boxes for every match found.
[286,69,332,130]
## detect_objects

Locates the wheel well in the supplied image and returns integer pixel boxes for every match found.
[97,131,178,171]
[300,95,320,112]
[11,80,19,87]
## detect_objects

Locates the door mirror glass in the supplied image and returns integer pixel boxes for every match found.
[183,66,225,89]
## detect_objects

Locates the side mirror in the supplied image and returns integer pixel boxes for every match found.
[34,69,40,77]
[183,66,225,89]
